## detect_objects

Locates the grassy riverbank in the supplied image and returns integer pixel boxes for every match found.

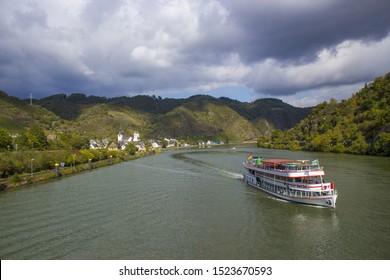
[0,150,159,190]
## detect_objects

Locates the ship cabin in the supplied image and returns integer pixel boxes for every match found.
[246,158,324,177]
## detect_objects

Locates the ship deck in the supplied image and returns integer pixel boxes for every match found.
[243,159,324,178]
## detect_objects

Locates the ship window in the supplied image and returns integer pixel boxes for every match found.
[287,164,297,171]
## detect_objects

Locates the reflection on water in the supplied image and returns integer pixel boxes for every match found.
[0,145,389,259]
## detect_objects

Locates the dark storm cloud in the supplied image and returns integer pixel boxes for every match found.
[195,0,390,63]
[0,0,389,105]
[225,0,390,97]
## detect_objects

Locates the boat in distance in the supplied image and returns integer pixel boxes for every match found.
[243,156,338,208]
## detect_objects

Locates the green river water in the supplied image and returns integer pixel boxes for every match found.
[1,145,389,259]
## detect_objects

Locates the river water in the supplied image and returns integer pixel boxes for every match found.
[1,145,389,260]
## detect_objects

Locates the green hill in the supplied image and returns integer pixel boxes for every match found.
[0,91,60,133]
[73,103,152,139]
[33,93,310,140]
[258,72,390,156]
[152,101,259,142]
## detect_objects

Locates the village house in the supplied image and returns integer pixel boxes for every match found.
[164,138,179,148]
[198,141,205,146]
[133,141,146,152]
[89,138,110,149]
[89,139,99,149]
[107,142,118,151]
[148,139,162,149]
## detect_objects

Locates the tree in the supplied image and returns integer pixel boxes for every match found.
[32,126,48,148]
[126,142,138,155]
[0,128,13,150]
[349,134,369,155]
[371,133,390,156]
[21,126,48,150]
[144,141,152,151]
[67,133,88,150]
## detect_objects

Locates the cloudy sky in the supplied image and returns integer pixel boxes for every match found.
[1,0,389,107]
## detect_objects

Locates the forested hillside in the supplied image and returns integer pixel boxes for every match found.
[35,93,311,131]
[258,73,390,156]
[34,93,310,141]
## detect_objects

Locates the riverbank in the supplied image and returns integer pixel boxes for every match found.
[0,143,248,191]
[0,150,159,190]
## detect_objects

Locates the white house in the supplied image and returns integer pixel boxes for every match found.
[134,141,146,151]
[148,139,162,149]
[90,139,100,149]
[89,138,110,149]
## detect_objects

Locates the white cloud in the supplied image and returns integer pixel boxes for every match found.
[245,35,390,96]
[280,83,364,107]
[130,46,173,68]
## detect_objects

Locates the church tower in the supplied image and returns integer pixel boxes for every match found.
[118,130,124,142]
[133,131,140,142]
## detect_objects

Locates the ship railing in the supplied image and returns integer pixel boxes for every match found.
[246,163,324,173]
[283,166,324,172]
[289,183,323,189]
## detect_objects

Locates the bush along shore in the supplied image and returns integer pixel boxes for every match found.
[0,149,159,190]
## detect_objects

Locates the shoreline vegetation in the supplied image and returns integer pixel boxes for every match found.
[0,149,159,191]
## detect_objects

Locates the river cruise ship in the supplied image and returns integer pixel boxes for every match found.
[243,156,338,208]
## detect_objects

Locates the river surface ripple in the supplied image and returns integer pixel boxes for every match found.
[1,145,389,259]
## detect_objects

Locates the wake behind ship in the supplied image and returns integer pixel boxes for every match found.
[243,156,338,208]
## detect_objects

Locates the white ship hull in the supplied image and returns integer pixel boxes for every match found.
[243,161,338,209]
